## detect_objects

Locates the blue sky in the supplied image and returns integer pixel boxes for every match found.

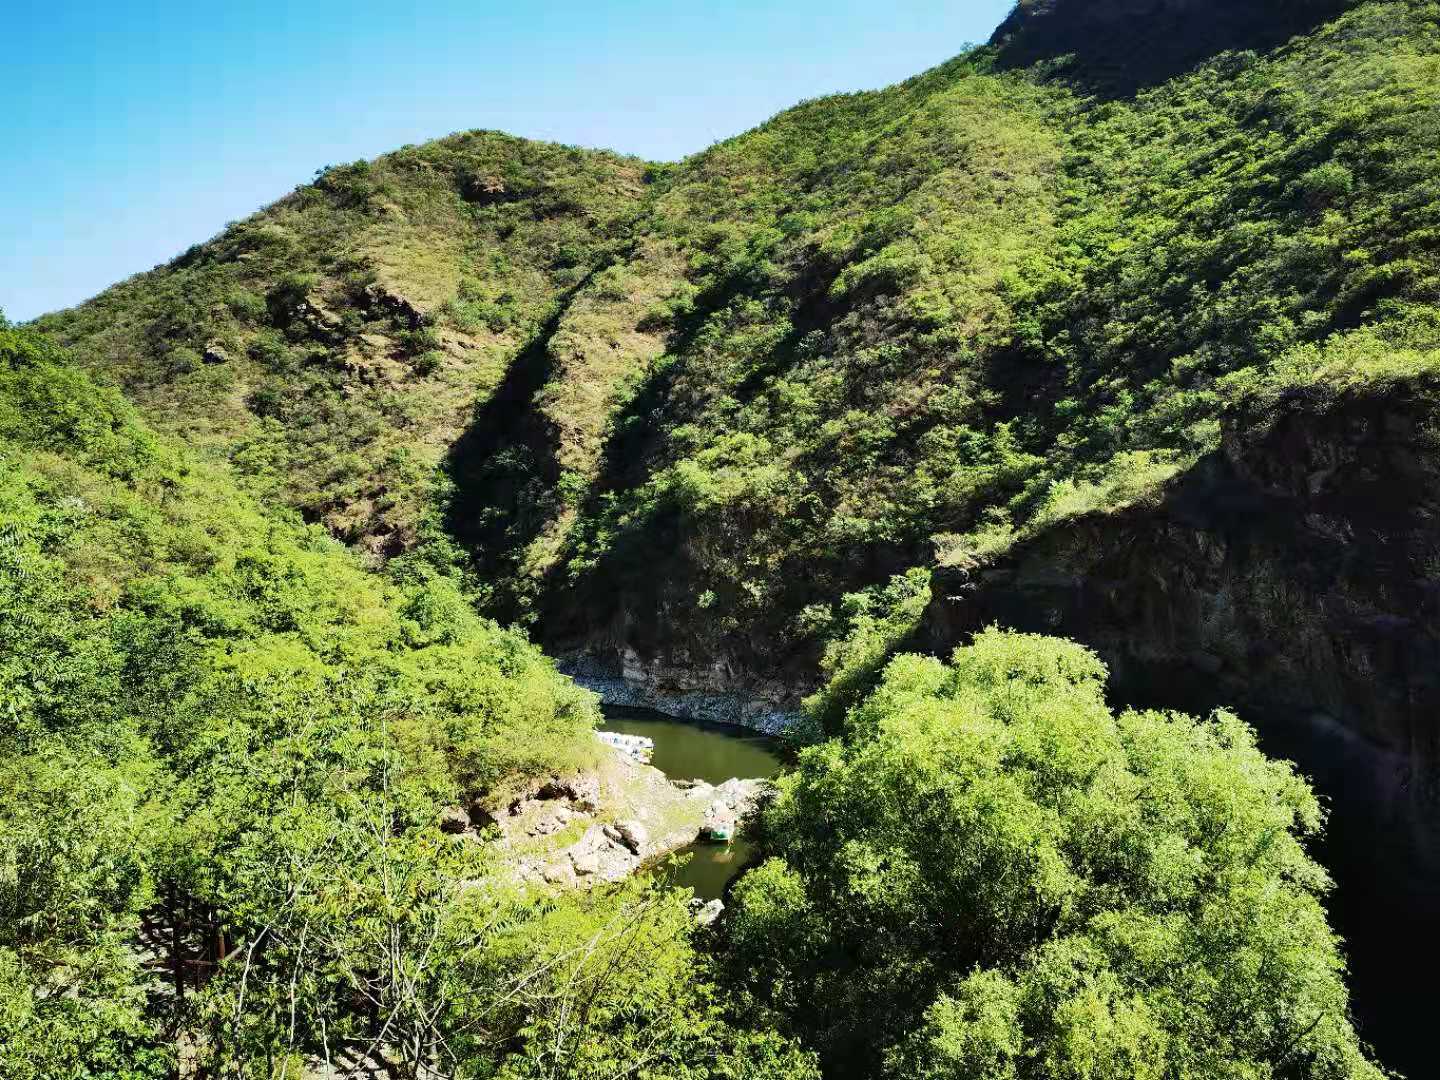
[1,0,1015,322]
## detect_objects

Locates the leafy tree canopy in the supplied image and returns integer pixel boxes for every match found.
[727,631,1383,1079]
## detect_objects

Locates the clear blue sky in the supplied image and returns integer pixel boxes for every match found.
[0,0,1015,323]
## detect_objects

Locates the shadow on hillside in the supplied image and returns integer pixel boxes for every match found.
[441,307,571,621]
[921,395,1440,1076]
[989,0,1356,96]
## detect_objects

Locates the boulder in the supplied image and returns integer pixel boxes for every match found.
[702,801,737,840]
[566,774,602,813]
[695,899,725,927]
[527,805,572,837]
[537,773,602,813]
[572,851,600,877]
[361,283,429,330]
[615,819,649,855]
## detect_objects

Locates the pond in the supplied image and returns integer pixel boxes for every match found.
[599,705,785,900]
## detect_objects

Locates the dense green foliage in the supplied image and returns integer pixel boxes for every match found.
[531,0,1440,670]
[14,1,1436,1074]
[989,0,1355,94]
[0,324,814,1078]
[36,134,647,557]
[726,631,1382,1079]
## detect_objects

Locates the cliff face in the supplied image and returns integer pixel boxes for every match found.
[926,383,1440,769]
[916,378,1440,1068]
[554,374,1440,782]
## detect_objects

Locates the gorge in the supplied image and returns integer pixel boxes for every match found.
[6,0,1440,1076]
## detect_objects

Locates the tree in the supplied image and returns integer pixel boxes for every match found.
[727,630,1385,1079]
[0,751,172,1080]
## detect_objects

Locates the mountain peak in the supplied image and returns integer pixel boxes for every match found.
[990,0,1356,92]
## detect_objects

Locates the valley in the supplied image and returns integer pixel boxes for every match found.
[5,0,1439,1076]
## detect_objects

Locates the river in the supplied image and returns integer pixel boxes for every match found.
[599,705,785,900]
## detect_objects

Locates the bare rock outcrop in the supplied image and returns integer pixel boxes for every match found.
[360,282,431,330]
[482,750,773,890]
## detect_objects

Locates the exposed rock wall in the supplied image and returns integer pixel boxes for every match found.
[923,386,1440,778]
[543,382,1440,1062]
[912,381,1440,1063]
[555,383,1440,798]
[560,650,801,735]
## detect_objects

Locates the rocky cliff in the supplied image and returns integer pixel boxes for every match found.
[926,380,1440,769]
[918,375,1440,1066]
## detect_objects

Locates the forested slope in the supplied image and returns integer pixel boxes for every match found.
[0,323,815,1078]
[40,3,1440,751]
[507,0,1440,746]
[38,134,647,559]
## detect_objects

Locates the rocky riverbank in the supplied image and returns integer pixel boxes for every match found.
[447,745,772,890]
[561,653,800,735]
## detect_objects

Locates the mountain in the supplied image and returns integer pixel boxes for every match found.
[28,2,1440,1070]
[35,0,1440,768]
[38,133,647,558]
[0,319,1386,1078]
[990,0,1358,91]
[0,321,825,1079]
[39,0,1440,802]
[41,2,1440,749]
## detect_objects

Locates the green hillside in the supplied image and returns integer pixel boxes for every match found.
[989,0,1356,93]
[38,133,648,559]
[41,2,1440,710]
[0,320,1384,1077]
[0,323,814,1078]
[497,0,1440,720]
[17,0,1440,1074]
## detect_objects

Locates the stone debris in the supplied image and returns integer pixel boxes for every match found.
[527,804,572,837]
[483,749,773,891]
[360,282,430,330]
[683,777,768,815]
[596,730,654,763]
[615,818,648,854]
[562,825,634,882]
[438,806,470,834]
[560,654,799,735]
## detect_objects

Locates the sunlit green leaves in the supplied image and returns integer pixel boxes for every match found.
[729,630,1381,1079]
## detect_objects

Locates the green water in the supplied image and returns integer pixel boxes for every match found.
[599,705,785,900]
